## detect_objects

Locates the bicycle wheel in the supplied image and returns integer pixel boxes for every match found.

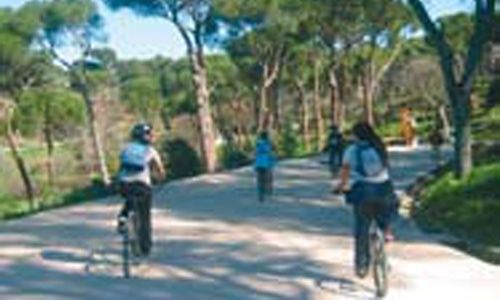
[373,229,388,298]
[257,169,266,202]
[122,223,131,278]
[129,210,142,257]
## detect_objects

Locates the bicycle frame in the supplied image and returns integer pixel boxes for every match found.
[121,201,141,278]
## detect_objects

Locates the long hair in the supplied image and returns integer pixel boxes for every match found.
[352,122,388,166]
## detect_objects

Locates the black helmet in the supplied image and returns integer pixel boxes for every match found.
[131,122,153,144]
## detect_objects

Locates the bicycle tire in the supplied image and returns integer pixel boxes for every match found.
[122,225,131,278]
[373,230,388,298]
[129,210,142,257]
[257,170,266,202]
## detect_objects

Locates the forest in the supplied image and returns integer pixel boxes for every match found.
[0,0,497,216]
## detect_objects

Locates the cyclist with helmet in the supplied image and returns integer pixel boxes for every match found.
[117,123,165,257]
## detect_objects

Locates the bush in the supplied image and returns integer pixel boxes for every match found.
[161,138,202,179]
[219,143,251,169]
[416,163,500,248]
[277,121,301,157]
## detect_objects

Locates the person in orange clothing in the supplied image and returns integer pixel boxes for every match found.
[400,107,416,147]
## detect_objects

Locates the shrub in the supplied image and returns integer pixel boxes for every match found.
[161,138,202,179]
[219,143,251,169]
[277,121,300,158]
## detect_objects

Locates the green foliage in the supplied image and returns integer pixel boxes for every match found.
[159,58,197,116]
[219,142,251,169]
[13,88,85,137]
[34,0,104,47]
[377,121,400,138]
[438,13,474,57]
[161,138,202,180]
[277,121,301,158]
[472,107,500,141]
[0,178,111,220]
[121,77,163,121]
[416,163,500,249]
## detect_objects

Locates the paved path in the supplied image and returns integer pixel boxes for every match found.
[0,146,499,299]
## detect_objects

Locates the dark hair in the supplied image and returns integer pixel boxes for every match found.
[352,122,388,166]
[259,131,269,140]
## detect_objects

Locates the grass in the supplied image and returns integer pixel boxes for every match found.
[0,179,112,220]
[0,142,114,221]
[415,162,500,264]
[472,107,500,141]
[377,121,400,138]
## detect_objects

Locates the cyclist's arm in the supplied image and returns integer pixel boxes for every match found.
[334,144,353,193]
[151,149,166,179]
[337,164,350,192]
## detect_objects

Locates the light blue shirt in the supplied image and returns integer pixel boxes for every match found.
[254,139,275,169]
[342,142,389,188]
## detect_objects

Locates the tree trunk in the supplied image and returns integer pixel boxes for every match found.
[451,90,473,178]
[362,86,375,126]
[5,120,36,208]
[81,85,111,185]
[313,58,325,149]
[258,79,268,131]
[191,51,218,172]
[295,80,310,152]
[362,64,375,126]
[272,77,284,134]
[258,61,280,132]
[171,19,219,173]
[44,100,55,187]
[438,105,451,141]
[258,63,271,131]
[329,66,340,126]
[408,0,495,179]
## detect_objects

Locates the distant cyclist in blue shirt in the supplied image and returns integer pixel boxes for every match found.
[254,131,275,202]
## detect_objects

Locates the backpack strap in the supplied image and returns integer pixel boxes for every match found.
[354,142,371,177]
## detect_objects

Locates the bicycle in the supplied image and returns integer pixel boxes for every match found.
[368,218,389,298]
[256,167,273,202]
[328,151,342,177]
[118,189,150,279]
[333,189,390,298]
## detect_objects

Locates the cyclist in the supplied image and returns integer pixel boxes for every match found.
[326,125,344,176]
[254,131,275,202]
[334,122,397,278]
[116,122,165,257]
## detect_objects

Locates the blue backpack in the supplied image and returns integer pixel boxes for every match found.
[347,143,396,205]
[120,143,149,172]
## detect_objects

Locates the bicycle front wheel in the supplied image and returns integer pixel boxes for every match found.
[373,236,388,298]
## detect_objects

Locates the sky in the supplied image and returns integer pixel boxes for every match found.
[0,0,473,61]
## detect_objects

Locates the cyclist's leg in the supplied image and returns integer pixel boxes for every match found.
[354,202,372,277]
[117,183,133,233]
[266,168,273,195]
[135,183,153,256]
[376,200,397,242]
[337,148,344,168]
[329,149,336,174]
[256,168,265,201]
[118,182,132,218]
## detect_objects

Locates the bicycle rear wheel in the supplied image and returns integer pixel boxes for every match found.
[373,231,388,298]
[129,211,142,257]
[122,225,131,278]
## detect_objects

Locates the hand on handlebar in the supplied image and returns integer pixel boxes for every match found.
[332,186,348,195]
